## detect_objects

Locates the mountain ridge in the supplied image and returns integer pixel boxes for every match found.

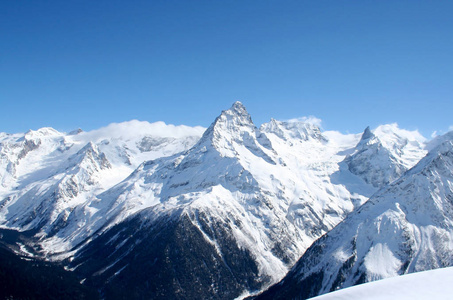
[255,139,453,300]
[1,102,446,299]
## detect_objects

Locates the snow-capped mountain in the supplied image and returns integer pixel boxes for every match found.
[345,124,426,187]
[255,139,453,300]
[0,102,433,299]
[49,102,425,299]
[65,102,363,298]
[0,121,204,254]
[1,142,111,233]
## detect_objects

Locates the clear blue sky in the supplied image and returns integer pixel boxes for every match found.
[1,1,452,137]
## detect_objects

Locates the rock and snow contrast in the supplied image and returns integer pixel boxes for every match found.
[0,102,451,299]
[255,139,453,300]
[0,121,204,253]
[345,124,426,187]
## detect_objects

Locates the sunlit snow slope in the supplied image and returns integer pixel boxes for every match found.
[0,121,204,253]
[0,102,431,299]
[256,140,453,300]
[309,266,453,300]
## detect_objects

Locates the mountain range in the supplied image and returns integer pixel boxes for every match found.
[0,102,450,299]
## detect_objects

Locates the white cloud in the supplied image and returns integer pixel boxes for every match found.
[429,126,453,140]
[286,116,323,128]
[373,123,427,143]
[75,120,206,142]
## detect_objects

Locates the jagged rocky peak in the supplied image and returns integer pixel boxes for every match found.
[357,124,426,150]
[211,101,255,133]
[72,141,111,171]
[345,125,427,188]
[359,126,375,143]
[261,118,327,142]
[197,101,273,155]
[77,141,97,154]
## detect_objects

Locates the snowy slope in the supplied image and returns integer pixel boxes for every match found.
[309,266,453,300]
[0,102,432,299]
[0,121,204,252]
[256,139,453,300]
[57,102,427,299]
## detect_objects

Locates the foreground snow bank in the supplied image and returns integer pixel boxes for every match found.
[309,267,453,300]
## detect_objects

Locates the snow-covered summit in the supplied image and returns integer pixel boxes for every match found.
[373,123,426,150]
[196,101,273,158]
[23,127,63,139]
[345,124,427,187]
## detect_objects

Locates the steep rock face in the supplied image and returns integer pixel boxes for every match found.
[345,124,426,187]
[256,140,453,300]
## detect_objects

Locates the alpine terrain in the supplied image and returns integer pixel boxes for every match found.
[255,139,453,299]
[1,102,446,299]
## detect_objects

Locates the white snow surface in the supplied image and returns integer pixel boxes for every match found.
[309,266,453,300]
[0,120,205,250]
[271,139,453,299]
[0,102,435,292]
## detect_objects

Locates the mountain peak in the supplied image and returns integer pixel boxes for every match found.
[220,101,253,126]
[230,100,247,113]
[200,102,255,142]
[362,126,374,140]
[24,127,61,139]
[72,142,111,172]
[190,102,275,159]
[356,126,378,148]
